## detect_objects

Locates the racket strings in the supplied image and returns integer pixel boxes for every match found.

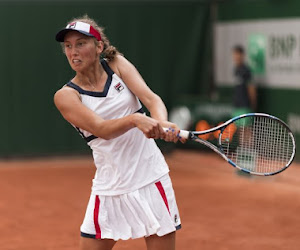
[221,116,294,174]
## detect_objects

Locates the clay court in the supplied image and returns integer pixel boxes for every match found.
[0,149,299,250]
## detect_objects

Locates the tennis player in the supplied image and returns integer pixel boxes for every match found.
[54,15,182,250]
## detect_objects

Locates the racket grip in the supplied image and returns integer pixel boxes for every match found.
[163,128,190,139]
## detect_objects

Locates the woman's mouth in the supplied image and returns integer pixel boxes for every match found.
[72,59,82,64]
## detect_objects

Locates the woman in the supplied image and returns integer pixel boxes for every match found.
[54,15,183,250]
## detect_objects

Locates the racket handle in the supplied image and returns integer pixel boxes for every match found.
[163,128,190,139]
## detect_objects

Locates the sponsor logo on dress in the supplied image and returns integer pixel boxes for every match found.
[174,214,178,223]
[114,82,124,92]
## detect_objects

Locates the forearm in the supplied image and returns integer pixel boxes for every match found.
[145,95,182,131]
[91,114,136,140]
[147,95,168,121]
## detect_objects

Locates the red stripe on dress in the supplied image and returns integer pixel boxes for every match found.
[155,181,170,215]
[93,195,101,239]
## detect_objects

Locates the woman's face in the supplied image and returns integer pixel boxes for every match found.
[63,31,102,72]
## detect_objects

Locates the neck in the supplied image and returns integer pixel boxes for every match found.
[74,62,104,89]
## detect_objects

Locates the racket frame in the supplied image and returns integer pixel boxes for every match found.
[182,113,296,176]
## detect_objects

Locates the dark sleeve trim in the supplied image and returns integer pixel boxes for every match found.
[135,107,145,114]
[100,59,114,76]
[75,127,97,143]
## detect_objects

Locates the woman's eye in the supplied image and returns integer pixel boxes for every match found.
[65,44,71,49]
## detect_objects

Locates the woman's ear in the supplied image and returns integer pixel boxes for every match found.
[96,41,104,55]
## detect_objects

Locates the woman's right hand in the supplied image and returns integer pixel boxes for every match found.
[131,113,165,139]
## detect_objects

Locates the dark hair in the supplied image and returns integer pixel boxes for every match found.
[233,45,245,55]
[66,14,122,61]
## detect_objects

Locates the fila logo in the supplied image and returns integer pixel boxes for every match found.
[174,214,178,223]
[114,82,124,92]
[68,22,76,28]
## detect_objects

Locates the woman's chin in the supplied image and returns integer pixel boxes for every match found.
[71,64,85,72]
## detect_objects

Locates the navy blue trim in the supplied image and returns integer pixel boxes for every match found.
[75,127,98,143]
[65,60,114,97]
[65,82,82,94]
[100,59,114,76]
[80,225,181,239]
[85,135,98,143]
[75,126,85,138]
[81,232,96,239]
[135,107,145,114]
[66,78,112,97]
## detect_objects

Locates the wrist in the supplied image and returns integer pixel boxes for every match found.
[129,113,141,128]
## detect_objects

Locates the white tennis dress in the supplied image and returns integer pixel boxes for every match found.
[65,59,181,240]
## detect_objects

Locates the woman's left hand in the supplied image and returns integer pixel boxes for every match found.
[158,121,186,143]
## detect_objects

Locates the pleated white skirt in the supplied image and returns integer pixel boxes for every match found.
[80,174,181,241]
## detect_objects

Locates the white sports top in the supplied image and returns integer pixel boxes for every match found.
[65,59,169,196]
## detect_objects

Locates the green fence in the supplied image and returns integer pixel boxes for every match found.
[0,0,210,156]
[2,0,300,158]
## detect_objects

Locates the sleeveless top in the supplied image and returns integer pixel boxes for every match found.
[65,59,169,196]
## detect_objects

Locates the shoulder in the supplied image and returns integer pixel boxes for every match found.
[107,55,134,77]
[54,84,80,98]
[54,85,81,109]
[108,54,130,67]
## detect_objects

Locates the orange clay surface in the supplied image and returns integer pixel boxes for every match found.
[0,149,300,250]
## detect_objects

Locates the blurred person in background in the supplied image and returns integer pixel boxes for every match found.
[232,45,257,176]
[232,45,257,116]
[54,15,182,250]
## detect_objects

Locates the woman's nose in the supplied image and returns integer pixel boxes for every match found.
[71,46,79,56]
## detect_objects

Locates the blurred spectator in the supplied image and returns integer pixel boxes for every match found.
[232,45,257,117]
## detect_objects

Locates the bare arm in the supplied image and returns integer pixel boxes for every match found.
[109,55,168,121]
[109,55,182,142]
[54,87,163,140]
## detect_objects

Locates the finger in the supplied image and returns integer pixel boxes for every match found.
[152,124,161,139]
[168,128,178,141]
[179,138,187,144]
[171,130,179,143]
[144,128,152,139]
[149,132,158,139]
[172,129,181,142]
[165,128,174,142]
[173,136,179,143]
[160,131,166,140]
[158,124,165,139]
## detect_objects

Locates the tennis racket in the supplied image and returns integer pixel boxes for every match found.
[164,113,296,176]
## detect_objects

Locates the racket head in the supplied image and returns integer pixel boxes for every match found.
[219,113,296,176]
